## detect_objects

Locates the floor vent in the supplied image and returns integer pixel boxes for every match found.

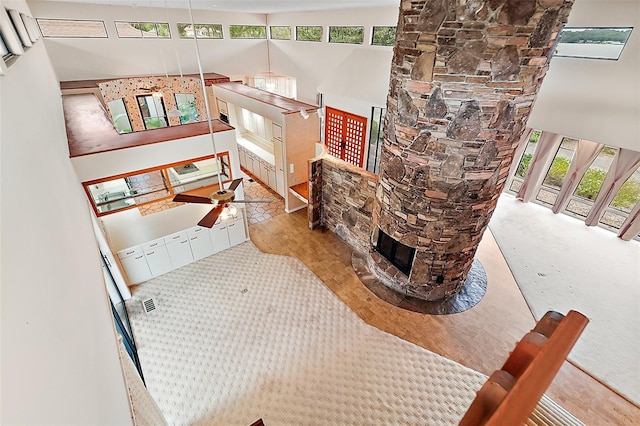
[142,298,157,314]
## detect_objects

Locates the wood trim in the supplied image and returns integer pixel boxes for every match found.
[459,310,589,426]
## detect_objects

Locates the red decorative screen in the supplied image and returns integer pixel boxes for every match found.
[324,106,367,168]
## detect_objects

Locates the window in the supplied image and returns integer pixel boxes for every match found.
[296,26,322,42]
[174,93,198,124]
[177,23,222,39]
[229,25,266,39]
[554,27,633,60]
[83,153,231,216]
[107,99,133,134]
[367,107,386,174]
[536,137,578,206]
[372,26,396,46]
[329,26,364,44]
[36,18,107,38]
[600,167,640,229]
[137,94,168,129]
[508,130,540,193]
[115,21,170,38]
[566,146,618,218]
[270,26,291,40]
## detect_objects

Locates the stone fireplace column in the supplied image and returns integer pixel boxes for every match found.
[370,0,574,301]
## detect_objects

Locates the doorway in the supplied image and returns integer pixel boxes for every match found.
[324,106,367,168]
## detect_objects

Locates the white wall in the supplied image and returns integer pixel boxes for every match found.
[28,1,270,81]
[0,1,133,424]
[527,0,640,151]
[267,6,398,104]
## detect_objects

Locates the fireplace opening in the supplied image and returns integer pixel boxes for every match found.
[376,229,416,276]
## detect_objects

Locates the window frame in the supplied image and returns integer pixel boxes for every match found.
[114,21,171,39]
[176,23,223,39]
[371,26,396,46]
[296,25,323,42]
[553,26,633,61]
[36,17,108,38]
[269,25,291,40]
[228,25,267,39]
[328,25,364,45]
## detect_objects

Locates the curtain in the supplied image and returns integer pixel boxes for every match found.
[516,131,563,202]
[585,149,640,226]
[618,200,640,241]
[551,139,604,214]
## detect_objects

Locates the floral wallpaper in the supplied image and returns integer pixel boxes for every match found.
[98,76,208,131]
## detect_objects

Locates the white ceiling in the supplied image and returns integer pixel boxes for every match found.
[34,0,400,14]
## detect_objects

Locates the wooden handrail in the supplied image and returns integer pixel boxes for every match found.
[459,310,588,425]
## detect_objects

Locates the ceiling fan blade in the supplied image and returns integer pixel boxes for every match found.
[232,199,273,203]
[198,205,224,228]
[228,178,243,191]
[173,194,212,204]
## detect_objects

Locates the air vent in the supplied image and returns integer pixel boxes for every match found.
[142,298,157,314]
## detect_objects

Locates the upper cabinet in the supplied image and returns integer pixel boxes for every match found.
[212,82,319,213]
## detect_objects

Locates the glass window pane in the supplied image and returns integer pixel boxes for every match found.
[229,25,266,39]
[573,146,618,202]
[177,23,192,38]
[610,167,640,214]
[536,137,577,205]
[37,18,107,38]
[554,27,633,60]
[329,26,364,44]
[174,93,198,124]
[514,130,540,179]
[107,99,133,134]
[168,154,230,193]
[88,171,170,214]
[599,210,626,229]
[296,26,322,42]
[137,94,168,129]
[372,26,396,46]
[566,199,591,217]
[270,26,291,40]
[115,21,142,38]
[195,24,222,38]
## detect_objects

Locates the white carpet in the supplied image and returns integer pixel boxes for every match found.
[126,241,582,425]
[489,194,640,406]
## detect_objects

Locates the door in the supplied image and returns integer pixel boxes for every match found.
[325,106,367,168]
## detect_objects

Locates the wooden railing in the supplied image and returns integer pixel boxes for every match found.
[459,310,589,426]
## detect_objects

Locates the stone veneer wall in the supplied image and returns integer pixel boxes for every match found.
[99,76,207,131]
[373,0,575,300]
[308,156,378,253]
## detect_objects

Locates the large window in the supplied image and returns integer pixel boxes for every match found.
[329,26,364,44]
[36,18,107,38]
[137,94,168,129]
[83,154,231,216]
[270,26,291,40]
[371,26,396,46]
[177,23,222,39]
[107,99,133,134]
[566,146,618,218]
[115,21,170,38]
[296,26,322,42]
[554,27,633,60]
[174,93,198,124]
[601,167,640,229]
[508,130,541,193]
[229,25,266,39]
[536,137,578,206]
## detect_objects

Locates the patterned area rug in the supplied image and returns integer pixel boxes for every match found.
[126,242,582,425]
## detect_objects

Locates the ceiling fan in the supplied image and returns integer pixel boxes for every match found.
[172,178,271,228]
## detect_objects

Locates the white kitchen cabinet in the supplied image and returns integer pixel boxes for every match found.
[210,222,231,253]
[238,146,247,169]
[267,164,277,191]
[188,226,215,260]
[272,123,282,141]
[259,159,269,183]
[117,246,152,284]
[164,231,193,269]
[251,154,261,176]
[142,237,172,276]
[227,218,246,246]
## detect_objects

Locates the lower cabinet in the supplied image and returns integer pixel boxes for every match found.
[116,214,248,285]
[211,222,231,253]
[227,218,246,246]
[142,237,172,276]
[164,231,193,269]
[117,247,152,284]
